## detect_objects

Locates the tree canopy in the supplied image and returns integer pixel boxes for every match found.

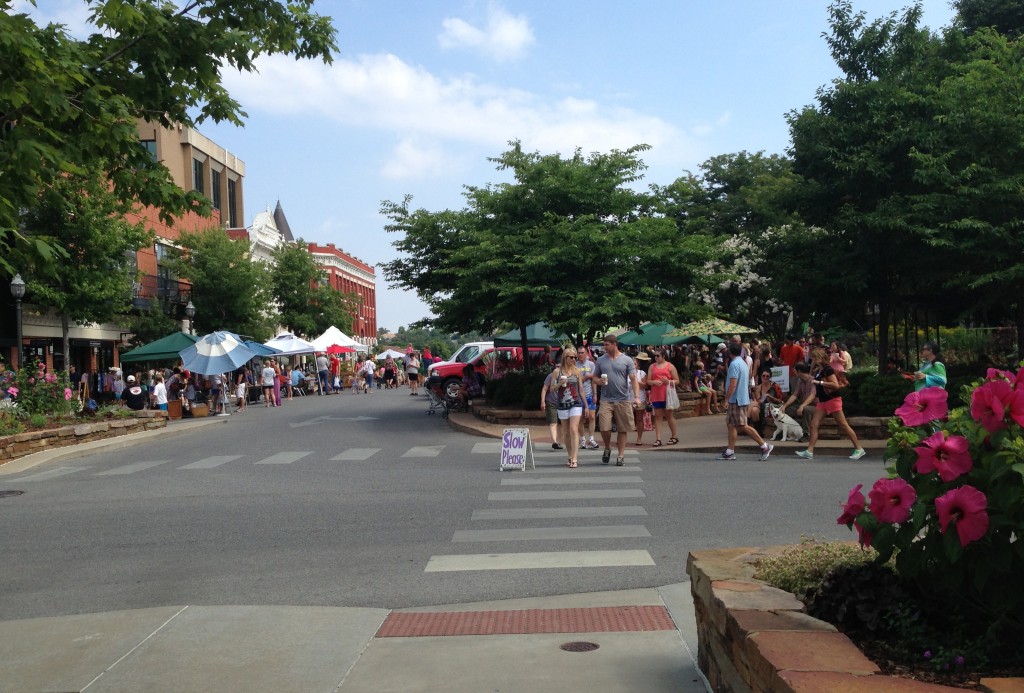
[0,0,337,276]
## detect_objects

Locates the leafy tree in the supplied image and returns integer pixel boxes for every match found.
[309,283,358,338]
[168,227,274,341]
[953,0,1024,37]
[381,142,717,364]
[0,0,336,275]
[19,174,152,363]
[270,240,322,337]
[123,302,179,350]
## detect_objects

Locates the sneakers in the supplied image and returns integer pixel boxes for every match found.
[602,449,611,464]
[716,450,737,460]
[579,439,587,450]
[615,457,625,466]
[849,448,867,460]
[552,443,563,450]
[759,444,774,461]
[585,438,600,450]
[795,449,814,460]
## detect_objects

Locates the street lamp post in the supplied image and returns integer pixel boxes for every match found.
[10,273,26,368]
[185,301,196,336]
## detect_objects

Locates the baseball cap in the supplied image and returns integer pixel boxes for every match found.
[127,375,136,383]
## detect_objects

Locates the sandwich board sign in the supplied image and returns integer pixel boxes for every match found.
[500,428,535,471]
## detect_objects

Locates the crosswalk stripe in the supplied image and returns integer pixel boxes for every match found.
[255,452,313,465]
[330,448,381,461]
[500,475,643,486]
[178,455,243,470]
[517,466,642,473]
[533,450,639,457]
[424,550,655,572]
[452,525,651,542]
[471,442,502,454]
[7,467,89,482]
[471,506,648,520]
[95,460,171,476]
[489,489,645,501]
[402,446,444,458]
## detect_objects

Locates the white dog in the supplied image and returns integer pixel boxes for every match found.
[768,404,803,441]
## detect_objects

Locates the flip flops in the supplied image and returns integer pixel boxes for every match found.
[652,440,663,447]
[668,437,679,445]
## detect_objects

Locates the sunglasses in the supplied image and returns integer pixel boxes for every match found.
[566,356,576,360]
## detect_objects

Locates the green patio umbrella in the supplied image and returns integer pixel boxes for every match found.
[120,331,199,363]
[493,322,569,347]
[665,318,757,344]
[615,321,679,346]
[663,333,726,346]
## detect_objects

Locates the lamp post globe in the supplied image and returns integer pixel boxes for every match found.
[185,301,196,335]
[10,273,26,367]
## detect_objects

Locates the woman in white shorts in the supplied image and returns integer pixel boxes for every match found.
[552,348,586,468]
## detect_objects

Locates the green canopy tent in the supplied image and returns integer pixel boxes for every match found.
[119,331,199,364]
[616,321,678,346]
[493,323,569,347]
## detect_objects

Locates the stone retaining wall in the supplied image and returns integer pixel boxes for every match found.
[685,547,1019,693]
[0,412,168,464]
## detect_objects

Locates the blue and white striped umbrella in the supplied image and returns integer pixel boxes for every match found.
[178,331,257,375]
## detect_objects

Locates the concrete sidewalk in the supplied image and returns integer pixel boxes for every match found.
[0,585,707,693]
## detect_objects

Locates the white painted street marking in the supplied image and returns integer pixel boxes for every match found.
[471,506,648,520]
[424,550,655,572]
[289,415,379,429]
[330,448,381,461]
[178,455,243,470]
[452,525,651,542]
[500,475,643,485]
[488,489,645,501]
[95,460,171,476]
[255,452,313,465]
[402,446,444,458]
[471,442,502,454]
[7,467,89,482]
[521,466,642,473]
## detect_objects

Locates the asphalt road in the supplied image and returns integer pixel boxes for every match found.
[0,388,884,621]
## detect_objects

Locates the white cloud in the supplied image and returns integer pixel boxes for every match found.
[380,138,456,180]
[225,52,685,173]
[438,3,535,62]
[14,0,93,37]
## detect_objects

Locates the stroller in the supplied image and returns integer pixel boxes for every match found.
[425,375,457,418]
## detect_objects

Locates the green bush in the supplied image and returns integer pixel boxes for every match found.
[485,370,548,409]
[844,372,914,416]
[752,537,878,601]
[0,411,25,436]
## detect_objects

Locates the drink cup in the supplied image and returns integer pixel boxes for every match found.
[601,374,609,386]
[559,375,568,385]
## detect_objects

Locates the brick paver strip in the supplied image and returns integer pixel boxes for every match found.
[376,606,675,637]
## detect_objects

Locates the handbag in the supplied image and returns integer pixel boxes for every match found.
[643,410,654,431]
[665,386,680,410]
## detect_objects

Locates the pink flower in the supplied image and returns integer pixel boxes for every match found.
[64,388,73,400]
[935,486,989,547]
[913,431,973,482]
[7,386,17,397]
[970,380,1024,432]
[837,484,866,525]
[868,477,917,524]
[895,387,948,427]
[986,368,1015,382]
[854,521,873,548]
[28,377,35,385]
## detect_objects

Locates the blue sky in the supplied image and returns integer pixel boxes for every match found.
[27,1,957,331]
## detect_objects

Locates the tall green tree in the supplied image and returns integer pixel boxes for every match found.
[381,142,717,363]
[270,240,359,338]
[20,174,152,365]
[953,0,1024,37]
[0,0,336,276]
[168,227,274,340]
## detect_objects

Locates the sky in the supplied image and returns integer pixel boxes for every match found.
[24,0,958,331]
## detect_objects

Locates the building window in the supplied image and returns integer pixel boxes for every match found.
[193,158,204,195]
[155,243,179,303]
[227,179,238,227]
[140,139,157,160]
[211,169,221,211]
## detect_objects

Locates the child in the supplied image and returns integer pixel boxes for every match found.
[235,378,247,411]
[700,373,722,414]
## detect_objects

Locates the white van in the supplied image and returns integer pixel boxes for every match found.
[427,341,493,376]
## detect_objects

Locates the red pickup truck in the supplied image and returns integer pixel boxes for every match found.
[427,346,548,398]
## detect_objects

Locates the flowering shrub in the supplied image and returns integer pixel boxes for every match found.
[839,372,1024,638]
[5,358,75,418]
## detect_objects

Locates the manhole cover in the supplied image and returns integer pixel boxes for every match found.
[0,490,25,498]
[559,641,600,653]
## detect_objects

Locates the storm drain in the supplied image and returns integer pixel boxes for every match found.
[0,490,24,498]
[377,606,674,637]
[560,641,600,653]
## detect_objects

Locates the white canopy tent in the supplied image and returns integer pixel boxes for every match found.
[311,325,366,352]
[263,332,317,356]
[375,348,405,360]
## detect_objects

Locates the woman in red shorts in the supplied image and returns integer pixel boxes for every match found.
[795,349,866,461]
